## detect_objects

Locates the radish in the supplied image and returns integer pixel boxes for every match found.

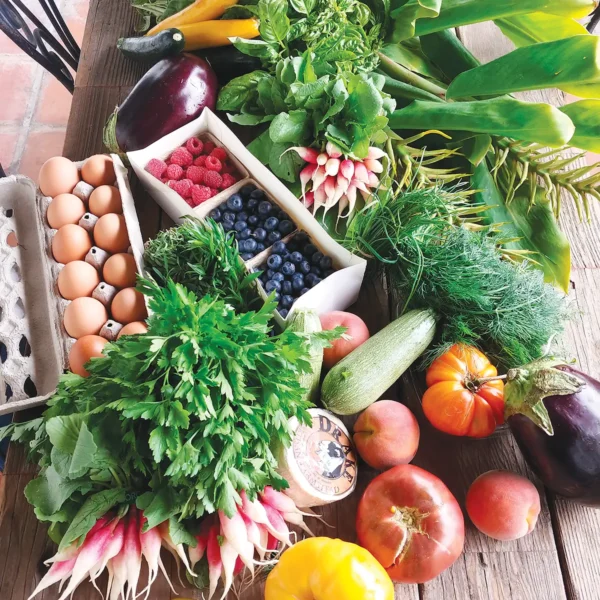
[262,502,293,546]
[121,508,142,600]
[218,509,256,574]
[159,520,196,578]
[239,490,290,545]
[326,142,342,158]
[207,524,223,600]
[27,558,76,599]
[89,519,125,594]
[286,146,319,163]
[219,539,239,600]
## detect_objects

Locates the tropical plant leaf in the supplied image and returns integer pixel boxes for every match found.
[380,42,444,80]
[495,12,588,47]
[389,0,441,42]
[419,29,480,82]
[447,36,600,100]
[472,161,571,292]
[560,100,600,152]
[390,98,575,147]
[454,134,492,166]
[414,0,596,36]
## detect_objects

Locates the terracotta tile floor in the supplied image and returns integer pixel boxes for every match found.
[0,0,89,179]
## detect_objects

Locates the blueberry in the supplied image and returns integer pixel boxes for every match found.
[311,251,324,265]
[304,243,318,256]
[240,184,256,198]
[291,274,305,291]
[299,260,311,275]
[256,242,266,253]
[310,265,322,275]
[319,255,333,270]
[300,287,310,296]
[209,208,222,221]
[278,220,294,235]
[234,220,247,233]
[226,194,244,212]
[272,241,287,255]
[267,254,283,270]
[236,211,249,222]
[266,269,276,279]
[277,210,289,220]
[222,220,234,232]
[223,211,236,222]
[258,200,272,215]
[247,198,259,211]
[254,228,267,242]
[281,295,294,308]
[279,308,289,318]
[281,280,293,295]
[289,251,303,264]
[272,272,285,283]
[265,216,279,231]
[238,239,249,252]
[241,252,254,261]
[272,291,281,302]
[281,262,296,276]
[305,273,318,287]
[324,269,335,278]
[267,231,282,244]
[248,215,259,226]
[295,232,309,245]
[265,280,281,293]
[245,238,258,252]
[240,228,252,240]
[286,240,298,252]
[250,189,266,200]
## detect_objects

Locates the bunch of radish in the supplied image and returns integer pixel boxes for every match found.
[291,143,387,217]
[28,488,317,600]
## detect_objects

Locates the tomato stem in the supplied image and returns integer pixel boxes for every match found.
[475,374,507,385]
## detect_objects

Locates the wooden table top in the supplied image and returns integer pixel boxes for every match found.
[2,2,600,599]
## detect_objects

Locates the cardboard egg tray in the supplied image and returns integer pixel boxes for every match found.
[0,155,145,414]
[128,109,367,325]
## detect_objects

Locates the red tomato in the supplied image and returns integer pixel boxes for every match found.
[356,464,464,584]
[320,311,370,368]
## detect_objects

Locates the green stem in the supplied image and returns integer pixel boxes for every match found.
[377,52,448,98]
[109,467,124,488]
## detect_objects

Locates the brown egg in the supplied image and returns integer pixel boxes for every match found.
[63,297,108,338]
[94,214,130,253]
[111,288,147,324]
[47,193,86,229]
[57,261,101,300]
[81,155,115,187]
[69,335,108,377]
[38,156,80,197]
[52,224,92,264]
[117,321,148,339]
[89,185,122,217]
[103,253,137,288]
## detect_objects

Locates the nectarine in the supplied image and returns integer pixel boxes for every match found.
[320,311,370,369]
[353,400,420,470]
[466,470,541,541]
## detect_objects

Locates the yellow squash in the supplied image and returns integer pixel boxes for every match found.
[147,0,239,36]
[178,18,259,50]
[265,537,394,600]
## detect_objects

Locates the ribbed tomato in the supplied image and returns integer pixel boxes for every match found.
[422,344,504,438]
[356,464,464,584]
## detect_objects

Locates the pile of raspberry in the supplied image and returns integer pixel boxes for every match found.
[145,137,240,207]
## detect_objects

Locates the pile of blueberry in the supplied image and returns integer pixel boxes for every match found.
[257,232,335,318]
[209,184,296,260]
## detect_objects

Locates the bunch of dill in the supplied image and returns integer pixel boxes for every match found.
[343,188,570,370]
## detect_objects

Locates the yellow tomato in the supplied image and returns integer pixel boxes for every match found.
[265,537,394,600]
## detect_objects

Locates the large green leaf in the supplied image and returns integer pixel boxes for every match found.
[472,161,571,292]
[420,29,480,81]
[390,0,441,42]
[380,42,444,80]
[447,36,600,100]
[414,0,596,36]
[390,97,575,147]
[495,13,588,47]
[560,100,600,152]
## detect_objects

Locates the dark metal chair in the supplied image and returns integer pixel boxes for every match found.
[0,0,80,93]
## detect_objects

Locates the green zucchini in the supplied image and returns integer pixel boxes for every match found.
[321,309,437,415]
[117,29,185,63]
[287,309,323,404]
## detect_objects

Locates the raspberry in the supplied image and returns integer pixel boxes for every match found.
[193,155,207,167]
[210,147,228,161]
[145,158,167,179]
[209,188,219,198]
[205,156,222,172]
[166,164,184,180]
[221,162,236,175]
[185,198,195,207]
[169,178,193,199]
[203,141,216,154]
[221,173,237,189]
[203,170,223,189]
[191,185,212,206]
[169,147,193,167]
[185,137,204,156]
[186,165,207,185]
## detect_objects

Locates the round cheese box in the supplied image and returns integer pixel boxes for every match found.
[277,408,358,508]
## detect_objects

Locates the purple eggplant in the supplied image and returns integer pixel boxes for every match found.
[103,53,218,153]
[504,360,600,506]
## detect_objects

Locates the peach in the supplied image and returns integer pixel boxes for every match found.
[353,400,420,470]
[320,311,370,369]
[466,470,541,541]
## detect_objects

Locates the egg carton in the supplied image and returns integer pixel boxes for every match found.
[0,155,145,415]
[128,109,367,325]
